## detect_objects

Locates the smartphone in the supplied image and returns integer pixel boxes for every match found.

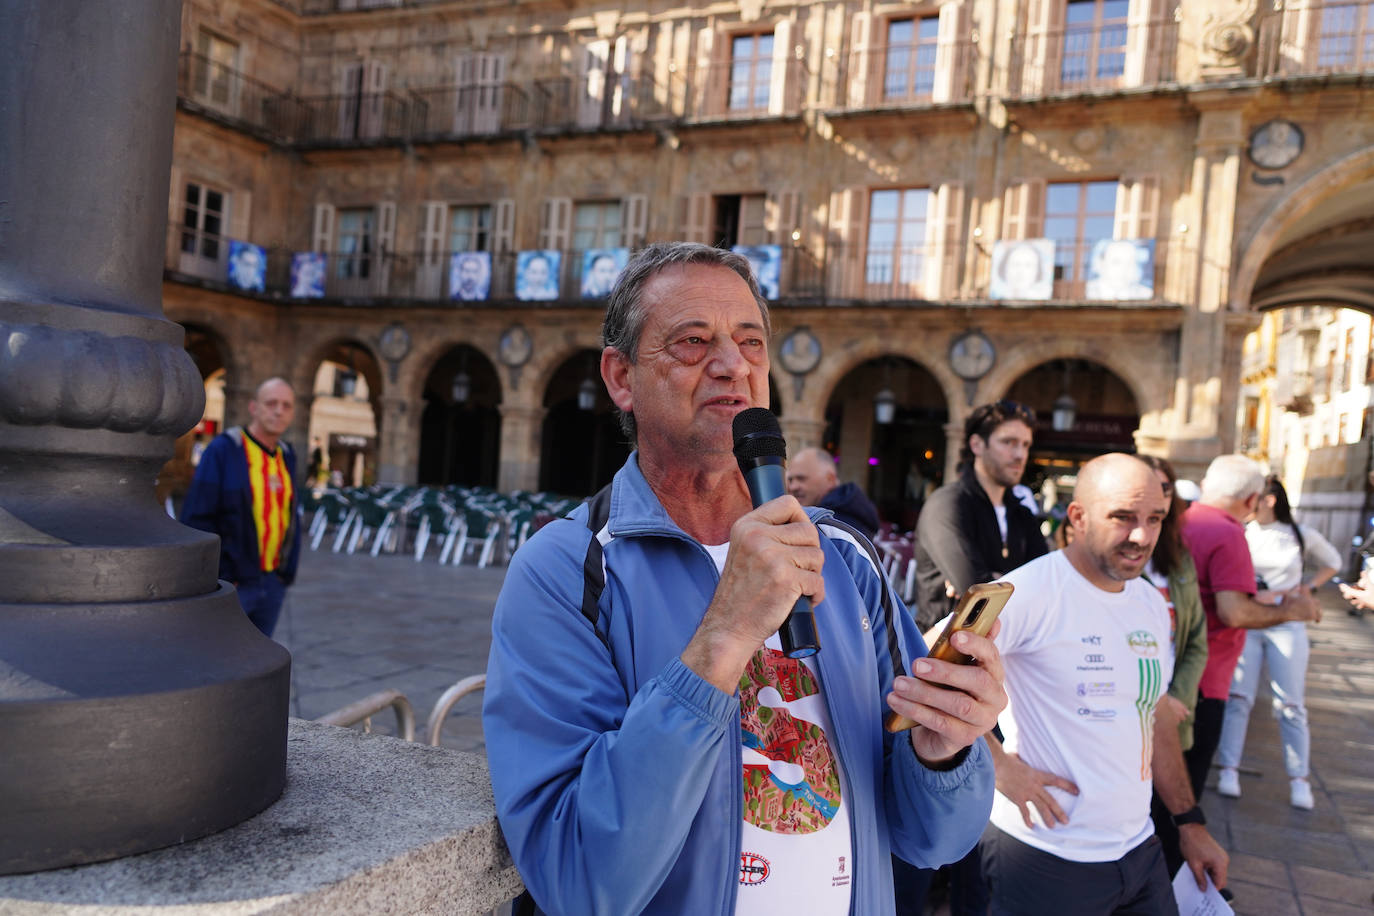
[884,580,1014,733]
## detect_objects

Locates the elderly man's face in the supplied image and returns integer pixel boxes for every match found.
[459,257,482,288]
[525,257,549,287]
[605,264,769,463]
[786,451,837,506]
[248,380,296,440]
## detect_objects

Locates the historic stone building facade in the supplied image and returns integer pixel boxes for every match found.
[163,0,1374,516]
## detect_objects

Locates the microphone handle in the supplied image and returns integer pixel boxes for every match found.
[742,461,820,659]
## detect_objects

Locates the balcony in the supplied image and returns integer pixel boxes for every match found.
[1258,1,1374,79]
[827,37,978,111]
[176,52,310,141]
[1007,18,1179,99]
[675,55,809,123]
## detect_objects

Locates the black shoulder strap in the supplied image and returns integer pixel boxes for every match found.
[819,516,906,681]
[578,483,614,650]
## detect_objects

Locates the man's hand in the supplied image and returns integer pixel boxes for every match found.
[1339,579,1374,612]
[1281,585,1322,624]
[1178,823,1229,892]
[887,626,1008,766]
[680,495,826,693]
[1162,694,1190,725]
[992,749,1079,828]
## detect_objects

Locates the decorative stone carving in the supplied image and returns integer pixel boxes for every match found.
[1203,21,1252,65]
[739,0,765,24]
[0,320,204,435]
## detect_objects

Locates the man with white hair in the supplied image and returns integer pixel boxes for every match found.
[1179,454,1321,799]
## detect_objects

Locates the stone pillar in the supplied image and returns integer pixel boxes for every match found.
[1170,97,1246,466]
[943,421,966,482]
[780,416,826,454]
[498,405,547,493]
[837,396,875,488]
[0,0,290,874]
[377,395,419,485]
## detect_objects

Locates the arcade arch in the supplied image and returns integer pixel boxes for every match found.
[300,339,384,487]
[539,349,629,497]
[1002,359,1141,482]
[416,344,502,487]
[822,356,950,530]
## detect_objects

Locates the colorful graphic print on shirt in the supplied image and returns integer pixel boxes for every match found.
[739,648,841,835]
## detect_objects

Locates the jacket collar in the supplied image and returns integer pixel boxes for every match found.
[607,452,832,540]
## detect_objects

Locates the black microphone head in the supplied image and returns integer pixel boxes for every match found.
[732,407,786,464]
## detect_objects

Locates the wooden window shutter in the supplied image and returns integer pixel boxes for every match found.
[926,181,964,300]
[419,201,447,298]
[623,194,648,247]
[847,13,872,108]
[933,2,971,103]
[493,198,516,252]
[678,192,711,244]
[540,197,572,249]
[828,187,865,297]
[375,200,397,289]
[1114,176,1159,239]
[1025,0,1065,96]
[1124,0,1168,86]
[768,189,801,245]
[313,202,336,253]
[695,27,719,118]
[1001,180,1045,240]
[768,20,794,116]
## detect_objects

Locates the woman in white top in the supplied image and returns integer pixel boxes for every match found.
[1216,475,1340,810]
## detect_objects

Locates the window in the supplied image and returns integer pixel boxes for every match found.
[572,200,623,251]
[1343,327,1356,390]
[865,188,931,289]
[1317,3,1374,69]
[884,17,940,101]
[714,194,768,247]
[192,29,239,112]
[456,53,505,135]
[1044,180,1116,295]
[449,205,492,253]
[181,182,227,263]
[729,33,774,112]
[1062,0,1128,88]
[336,208,374,280]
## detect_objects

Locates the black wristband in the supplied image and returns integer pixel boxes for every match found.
[1171,804,1207,827]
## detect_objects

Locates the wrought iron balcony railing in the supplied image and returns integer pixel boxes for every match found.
[176,51,310,140]
[1258,0,1374,78]
[1007,18,1179,98]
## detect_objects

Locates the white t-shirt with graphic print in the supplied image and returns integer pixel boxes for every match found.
[702,542,853,915]
[991,549,1174,863]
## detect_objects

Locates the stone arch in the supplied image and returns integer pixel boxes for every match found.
[980,338,1157,419]
[810,342,964,426]
[294,334,386,487]
[1232,146,1374,312]
[415,342,504,487]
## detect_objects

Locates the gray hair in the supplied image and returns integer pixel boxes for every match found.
[601,242,771,443]
[1200,454,1265,503]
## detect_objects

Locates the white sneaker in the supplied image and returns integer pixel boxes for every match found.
[1290,779,1315,810]
[1217,767,1241,798]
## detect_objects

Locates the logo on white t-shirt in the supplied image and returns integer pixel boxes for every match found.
[1126,630,1160,657]
[740,852,770,886]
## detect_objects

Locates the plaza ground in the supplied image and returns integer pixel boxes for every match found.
[280,546,1374,915]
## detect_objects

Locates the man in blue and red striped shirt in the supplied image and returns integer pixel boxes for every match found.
[182,377,301,637]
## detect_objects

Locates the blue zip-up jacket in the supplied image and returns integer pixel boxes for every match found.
[484,455,993,915]
[180,428,300,588]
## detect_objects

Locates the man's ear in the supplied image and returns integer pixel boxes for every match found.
[968,434,985,459]
[1065,500,1086,530]
[601,346,633,414]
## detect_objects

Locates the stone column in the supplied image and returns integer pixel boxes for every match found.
[376,394,419,485]
[943,421,966,482]
[498,405,547,493]
[779,416,827,454]
[0,0,289,874]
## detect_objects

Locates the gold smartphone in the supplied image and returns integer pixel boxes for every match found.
[884,580,1014,733]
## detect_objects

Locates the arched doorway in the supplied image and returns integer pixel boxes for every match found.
[823,357,948,529]
[1003,358,1140,485]
[539,350,629,497]
[306,340,382,488]
[417,345,501,487]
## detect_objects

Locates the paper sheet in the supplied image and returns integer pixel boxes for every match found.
[1172,866,1234,916]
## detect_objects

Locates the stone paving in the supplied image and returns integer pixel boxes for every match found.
[279,544,1374,914]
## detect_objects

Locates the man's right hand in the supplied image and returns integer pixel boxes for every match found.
[680,495,826,693]
[1281,586,1322,624]
[993,750,1079,828]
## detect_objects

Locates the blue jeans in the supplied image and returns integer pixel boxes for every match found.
[236,573,286,638]
[1216,622,1311,779]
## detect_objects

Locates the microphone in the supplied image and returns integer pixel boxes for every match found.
[732,408,821,659]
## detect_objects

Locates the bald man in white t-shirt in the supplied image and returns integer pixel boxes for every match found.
[982,454,1228,915]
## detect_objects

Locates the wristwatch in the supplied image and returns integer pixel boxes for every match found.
[1171,805,1207,827]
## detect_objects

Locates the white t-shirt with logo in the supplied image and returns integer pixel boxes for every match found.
[702,543,853,915]
[992,550,1174,863]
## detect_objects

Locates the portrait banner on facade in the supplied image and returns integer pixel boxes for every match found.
[290,251,327,298]
[989,239,1054,301]
[1085,239,1155,301]
[515,249,561,301]
[450,250,492,301]
[227,240,267,293]
[580,247,629,299]
[732,244,782,300]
